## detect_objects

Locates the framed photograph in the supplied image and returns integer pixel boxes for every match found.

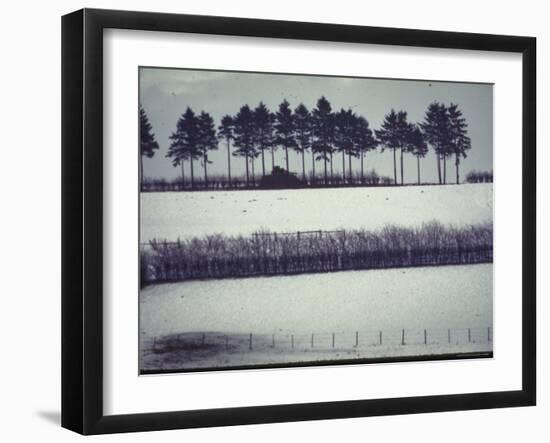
[62,8,536,434]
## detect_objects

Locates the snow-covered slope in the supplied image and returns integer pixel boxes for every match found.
[140,264,492,337]
[140,183,493,242]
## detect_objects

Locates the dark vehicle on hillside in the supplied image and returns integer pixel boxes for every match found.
[259,166,304,189]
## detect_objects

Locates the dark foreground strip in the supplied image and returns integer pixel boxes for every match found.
[139,351,493,375]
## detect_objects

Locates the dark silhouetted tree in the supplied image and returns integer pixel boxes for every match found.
[448,103,472,184]
[232,105,255,187]
[269,112,278,170]
[311,96,335,185]
[274,99,296,172]
[420,102,450,184]
[353,115,378,183]
[335,108,358,183]
[197,111,218,187]
[218,115,234,185]
[167,107,199,188]
[140,105,159,189]
[406,124,428,185]
[253,102,274,177]
[376,109,410,185]
[293,103,312,182]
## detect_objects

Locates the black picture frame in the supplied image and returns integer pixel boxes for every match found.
[62,8,536,435]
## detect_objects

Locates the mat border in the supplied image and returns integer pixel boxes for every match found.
[61,8,536,435]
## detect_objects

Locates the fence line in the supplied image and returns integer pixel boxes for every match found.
[151,326,493,354]
[140,229,346,248]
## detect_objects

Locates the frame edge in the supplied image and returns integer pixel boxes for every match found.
[61,8,85,435]
[521,36,537,406]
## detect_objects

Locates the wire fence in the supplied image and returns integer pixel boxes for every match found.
[150,326,493,354]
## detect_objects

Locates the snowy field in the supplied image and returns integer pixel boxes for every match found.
[140,263,493,371]
[140,183,493,242]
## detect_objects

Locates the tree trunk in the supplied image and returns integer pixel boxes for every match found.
[251,157,255,186]
[261,149,266,177]
[443,155,447,184]
[360,151,364,184]
[341,151,345,184]
[400,147,404,185]
[393,147,397,185]
[348,152,352,185]
[226,139,231,186]
[324,157,328,185]
[455,153,460,184]
[203,154,208,188]
[435,152,441,184]
[285,146,289,171]
[417,156,420,185]
[329,151,333,183]
[140,155,144,191]
[244,153,249,187]
[190,158,195,189]
[181,158,189,189]
[312,151,316,185]
[302,150,306,183]
[271,147,275,171]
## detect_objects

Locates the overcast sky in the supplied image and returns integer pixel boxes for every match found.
[139,67,492,183]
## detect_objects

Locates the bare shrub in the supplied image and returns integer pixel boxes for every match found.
[465,170,493,183]
[140,222,493,284]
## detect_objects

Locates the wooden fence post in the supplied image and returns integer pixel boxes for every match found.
[488,327,491,342]
[311,333,314,348]
[249,333,253,350]
[468,328,471,343]
[379,330,382,345]
[448,328,451,344]
[291,334,294,349]
[332,333,335,348]
[272,334,275,348]
[401,329,405,345]
[355,331,359,347]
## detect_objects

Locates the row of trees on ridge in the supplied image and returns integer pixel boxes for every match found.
[139,97,472,189]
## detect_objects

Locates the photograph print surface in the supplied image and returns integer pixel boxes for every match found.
[139,67,493,374]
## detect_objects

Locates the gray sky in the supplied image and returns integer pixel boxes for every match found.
[139,67,492,183]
